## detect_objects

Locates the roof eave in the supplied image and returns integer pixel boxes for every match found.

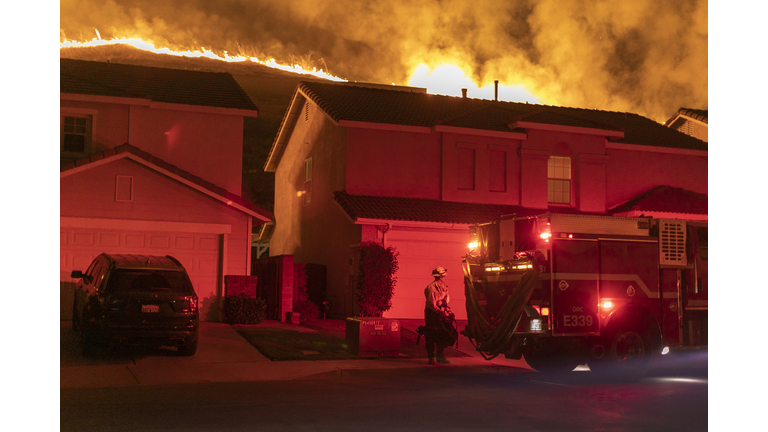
[511,120,624,138]
[354,217,471,230]
[612,210,708,222]
[60,93,258,117]
[264,90,307,172]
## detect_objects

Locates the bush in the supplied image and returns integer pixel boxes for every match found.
[294,299,321,322]
[223,294,267,325]
[355,240,399,317]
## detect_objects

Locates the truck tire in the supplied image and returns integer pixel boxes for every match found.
[590,324,651,380]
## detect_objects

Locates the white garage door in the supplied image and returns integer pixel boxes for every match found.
[60,226,221,319]
[383,227,469,320]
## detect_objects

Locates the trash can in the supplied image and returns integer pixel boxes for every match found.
[346,317,401,357]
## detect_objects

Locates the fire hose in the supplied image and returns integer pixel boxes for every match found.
[461,257,538,360]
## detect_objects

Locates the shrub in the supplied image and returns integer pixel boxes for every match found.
[355,240,399,317]
[223,294,267,325]
[294,299,321,322]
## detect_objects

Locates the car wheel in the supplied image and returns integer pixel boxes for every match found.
[178,337,198,356]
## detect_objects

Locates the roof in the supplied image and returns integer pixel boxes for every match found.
[665,108,708,126]
[267,81,707,171]
[61,143,273,222]
[608,186,707,216]
[334,191,605,225]
[60,58,259,115]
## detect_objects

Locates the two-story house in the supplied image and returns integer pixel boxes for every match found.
[60,58,273,320]
[265,81,707,320]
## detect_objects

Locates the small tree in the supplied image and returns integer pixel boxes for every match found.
[355,241,399,317]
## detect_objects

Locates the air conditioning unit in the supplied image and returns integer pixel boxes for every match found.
[658,219,687,266]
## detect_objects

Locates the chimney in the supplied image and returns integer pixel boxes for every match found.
[494,80,499,101]
[461,88,467,98]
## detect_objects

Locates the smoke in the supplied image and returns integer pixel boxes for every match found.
[60,0,707,121]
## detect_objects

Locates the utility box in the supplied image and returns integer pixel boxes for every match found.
[346,318,401,357]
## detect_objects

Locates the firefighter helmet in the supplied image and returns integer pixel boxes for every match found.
[432,266,447,277]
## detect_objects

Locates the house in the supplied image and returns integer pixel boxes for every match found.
[665,108,708,142]
[60,58,273,320]
[264,81,708,320]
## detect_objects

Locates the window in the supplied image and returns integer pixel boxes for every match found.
[304,158,312,204]
[547,156,571,204]
[61,115,92,153]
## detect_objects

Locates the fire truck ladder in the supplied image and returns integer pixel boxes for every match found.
[462,257,538,360]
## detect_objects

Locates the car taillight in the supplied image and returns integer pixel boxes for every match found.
[189,297,198,312]
[108,297,127,311]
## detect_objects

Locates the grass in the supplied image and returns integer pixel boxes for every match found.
[236,323,471,361]
[236,328,357,361]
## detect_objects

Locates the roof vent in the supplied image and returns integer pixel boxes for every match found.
[461,88,467,98]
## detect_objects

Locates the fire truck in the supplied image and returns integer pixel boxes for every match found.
[462,213,707,377]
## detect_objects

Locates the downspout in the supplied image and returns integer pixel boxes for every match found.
[377,223,391,247]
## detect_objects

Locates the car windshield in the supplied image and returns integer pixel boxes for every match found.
[106,269,192,294]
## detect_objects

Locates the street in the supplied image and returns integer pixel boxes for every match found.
[61,355,708,432]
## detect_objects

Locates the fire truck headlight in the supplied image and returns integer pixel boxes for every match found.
[468,242,479,249]
[540,232,551,240]
[601,301,613,310]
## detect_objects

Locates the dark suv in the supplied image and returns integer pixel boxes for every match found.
[71,253,199,356]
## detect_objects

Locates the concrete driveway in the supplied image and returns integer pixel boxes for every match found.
[60,319,531,389]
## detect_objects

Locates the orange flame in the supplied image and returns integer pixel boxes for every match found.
[61,31,544,104]
[60,30,347,82]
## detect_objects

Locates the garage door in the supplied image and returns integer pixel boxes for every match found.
[60,226,221,320]
[383,227,469,320]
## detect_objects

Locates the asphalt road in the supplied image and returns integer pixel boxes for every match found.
[61,360,708,432]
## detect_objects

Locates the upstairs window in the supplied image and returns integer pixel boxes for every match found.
[304,158,312,205]
[547,156,571,204]
[61,115,92,153]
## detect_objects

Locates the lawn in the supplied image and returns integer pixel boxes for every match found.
[236,323,471,361]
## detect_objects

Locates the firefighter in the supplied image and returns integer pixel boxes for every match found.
[424,266,451,364]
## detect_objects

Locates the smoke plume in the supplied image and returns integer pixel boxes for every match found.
[60,0,707,122]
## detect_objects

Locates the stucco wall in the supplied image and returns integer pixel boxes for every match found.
[440,133,522,205]
[605,147,708,209]
[270,101,362,318]
[346,128,441,199]
[60,99,245,194]
[128,106,244,193]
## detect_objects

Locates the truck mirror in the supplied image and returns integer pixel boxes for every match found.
[71,270,83,279]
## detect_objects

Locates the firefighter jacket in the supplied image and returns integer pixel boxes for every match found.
[424,278,450,312]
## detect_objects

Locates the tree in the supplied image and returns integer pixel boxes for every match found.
[355,241,399,317]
